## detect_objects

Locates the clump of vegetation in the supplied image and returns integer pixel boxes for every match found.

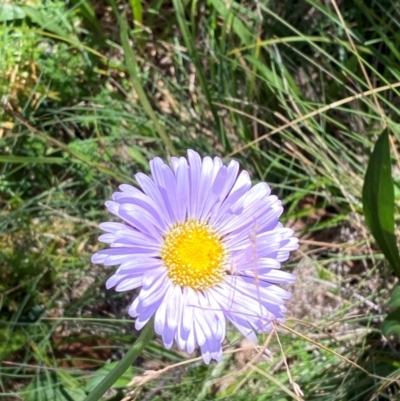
[1,0,399,400]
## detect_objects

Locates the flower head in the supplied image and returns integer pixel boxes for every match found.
[92,150,298,363]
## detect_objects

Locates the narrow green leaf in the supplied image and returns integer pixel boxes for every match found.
[382,309,400,339]
[126,147,149,168]
[362,129,400,277]
[387,286,400,308]
[120,15,176,155]
[20,6,70,38]
[207,0,251,44]
[85,362,134,392]
[0,4,26,21]
[0,155,65,164]
[83,322,154,401]
[172,0,229,150]
[129,0,143,24]
[69,0,104,37]
[244,55,285,91]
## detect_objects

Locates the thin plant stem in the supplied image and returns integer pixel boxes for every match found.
[83,322,154,401]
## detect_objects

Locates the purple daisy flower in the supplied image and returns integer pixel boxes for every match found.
[92,150,298,363]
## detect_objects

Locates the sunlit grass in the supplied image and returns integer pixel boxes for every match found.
[1,0,399,400]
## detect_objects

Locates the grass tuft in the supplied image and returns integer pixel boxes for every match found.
[1,0,400,400]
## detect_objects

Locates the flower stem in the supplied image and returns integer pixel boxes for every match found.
[83,322,154,401]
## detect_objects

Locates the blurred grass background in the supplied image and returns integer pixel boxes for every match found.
[1,0,400,400]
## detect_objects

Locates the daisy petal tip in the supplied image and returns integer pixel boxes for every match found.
[135,319,149,331]
[128,307,138,319]
[201,352,211,365]
[91,252,105,264]
[105,275,120,290]
[163,339,173,350]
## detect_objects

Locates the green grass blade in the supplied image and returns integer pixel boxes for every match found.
[129,0,143,24]
[20,5,70,38]
[0,4,26,21]
[171,0,229,150]
[382,309,400,338]
[0,156,65,164]
[120,15,176,156]
[69,0,104,37]
[11,112,132,182]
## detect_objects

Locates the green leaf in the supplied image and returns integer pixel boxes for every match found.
[0,4,26,21]
[388,286,400,308]
[126,147,149,169]
[85,362,134,393]
[382,309,400,338]
[129,0,143,24]
[20,6,70,38]
[362,129,400,277]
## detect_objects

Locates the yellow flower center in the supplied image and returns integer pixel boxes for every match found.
[160,219,226,290]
